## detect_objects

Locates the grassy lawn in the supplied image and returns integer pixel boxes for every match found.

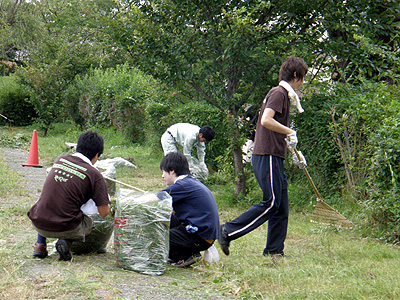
[1,124,400,299]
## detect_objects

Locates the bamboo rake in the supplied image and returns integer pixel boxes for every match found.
[293,149,353,229]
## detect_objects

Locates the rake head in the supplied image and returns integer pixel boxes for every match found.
[311,199,353,229]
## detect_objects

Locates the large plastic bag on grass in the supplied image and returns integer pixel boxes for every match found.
[71,213,114,254]
[95,157,137,196]
[190,157,209,181]
[114,189,172,276]
[95,157,137,170]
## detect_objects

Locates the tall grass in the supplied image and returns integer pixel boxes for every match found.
[1,124,400,299]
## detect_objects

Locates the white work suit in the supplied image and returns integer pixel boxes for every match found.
[161,123,208,179]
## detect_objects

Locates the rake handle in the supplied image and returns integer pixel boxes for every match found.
[103,175,146,193]
[293,148,321,200]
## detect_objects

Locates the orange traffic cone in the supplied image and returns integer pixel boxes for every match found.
[22,130,43,168]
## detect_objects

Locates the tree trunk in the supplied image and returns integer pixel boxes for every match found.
[233,143,246,196]
[42,126,48,137]
[329,107,355,188]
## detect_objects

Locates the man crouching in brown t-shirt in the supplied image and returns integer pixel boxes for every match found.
[28,131,110,261]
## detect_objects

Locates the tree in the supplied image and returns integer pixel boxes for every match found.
[309,0,400,83]
[0,0,42,64]
[108,0,400,195]
[108,0,335,195]
[10,0,121,135]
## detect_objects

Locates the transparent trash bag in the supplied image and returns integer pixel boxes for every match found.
[190,157,209,181]
[71,213,114,254]
[95,157,137,196]
[114,189,172,276]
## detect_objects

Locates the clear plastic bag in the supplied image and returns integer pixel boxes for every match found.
[203,244,220,263]
[114,189,172,276]
[95,157,137,196]
[190,157,209,181]
[71,213,114,254]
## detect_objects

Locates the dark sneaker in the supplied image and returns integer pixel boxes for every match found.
[170,253,202,268]
[33,243,48,259]
[56,239,72,261]
[218,224,230,256]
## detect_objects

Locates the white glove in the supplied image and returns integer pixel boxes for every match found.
[292,150,307,169]
[200,162,208,172]
[285,132,298,151]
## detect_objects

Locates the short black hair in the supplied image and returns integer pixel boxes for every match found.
[279,56,308,82]
[76,131,104,160]
[160,152,190,176]
[200,126,215,142]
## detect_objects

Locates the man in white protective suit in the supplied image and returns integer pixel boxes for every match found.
[161,123,214,180]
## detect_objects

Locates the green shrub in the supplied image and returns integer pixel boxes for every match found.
[145,101,171,153]
[64,64,169,143]
[0,75,37,126]
[366,104,400,236]
[294,79,400,237]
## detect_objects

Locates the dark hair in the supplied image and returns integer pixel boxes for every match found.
[76,131,104,160]
[160,152,190,176]
[199,126,215,142]
[279,56,308,82]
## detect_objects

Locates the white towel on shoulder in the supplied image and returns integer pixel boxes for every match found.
[279,80,304,113]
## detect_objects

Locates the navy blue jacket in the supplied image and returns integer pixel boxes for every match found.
[160,175,220,240]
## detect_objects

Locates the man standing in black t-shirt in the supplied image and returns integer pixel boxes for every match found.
[219,56,308,258]
[28,131,110,261]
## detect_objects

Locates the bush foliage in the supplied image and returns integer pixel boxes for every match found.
[0,75,36,126]
[293,80,400,237]
[64,64,170,143]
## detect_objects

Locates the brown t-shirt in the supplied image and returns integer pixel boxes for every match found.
[28,154,109,232]
[253,86,290,159]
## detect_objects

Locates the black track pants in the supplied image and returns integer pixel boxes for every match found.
[224,155,289,255]
[169,214,211,262]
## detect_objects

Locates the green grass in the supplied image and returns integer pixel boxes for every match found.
[1,124,400,299]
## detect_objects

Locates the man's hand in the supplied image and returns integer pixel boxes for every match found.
[292,150,307,169]
[285,132,298,151]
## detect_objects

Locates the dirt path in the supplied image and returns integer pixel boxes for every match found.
[1,147,232,300]
[2,147,48,199]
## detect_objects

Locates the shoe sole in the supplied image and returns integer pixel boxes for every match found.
[56,240,72,261]
[33,251,48,259]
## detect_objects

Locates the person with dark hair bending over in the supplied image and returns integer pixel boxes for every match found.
[158,151,220,267]
[28,131,110,261]
[161,123,215,179]
[219,56,308,260]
